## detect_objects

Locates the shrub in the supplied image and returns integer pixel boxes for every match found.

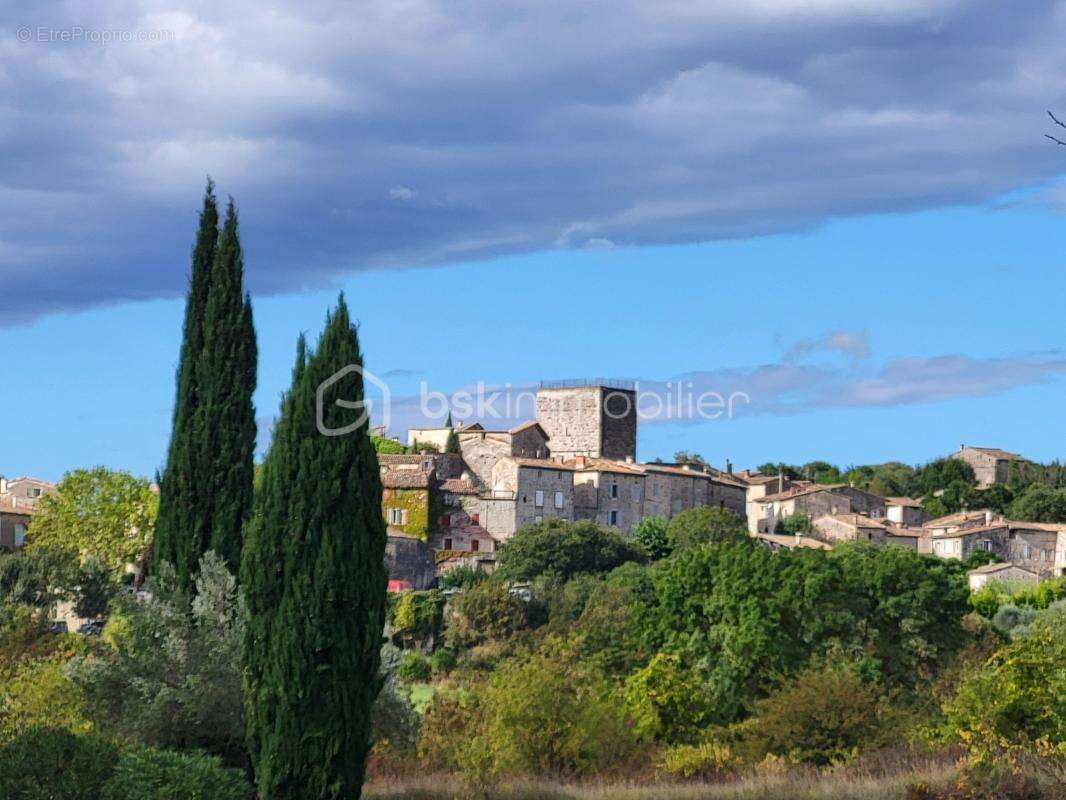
[429,647,457,675]
[396,650,432,683]
[634,515,670,560]
[657,739,740,780]
[101,747,251,800]
[0,727,118,800]
[417,692,483,774]
[992,603,1037,636]
[0,660,90,741]
[623,653,711,743]
[495,519,643,583]
[388,590,445,648]
[469,643,644,779]
[445,580,537,648]
[740,663,905,766]
[665,506,747,550]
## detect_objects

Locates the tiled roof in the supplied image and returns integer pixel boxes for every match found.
[1005,520,1066,533]
[753,532,834,550]
[931,523,1009,539]
[816,513,887,530]
[886,497,922,508]
[960,446,1027,461]
[884,526,924,538]
[566,457,645,475]
[759,484,847,503]
[381,471,431,489]
[439,478,480,494]
[922,510,992,529]
[968,561,1038,576]
[0,497,34,515]
[511,457,577,472]
[508,421,547,436]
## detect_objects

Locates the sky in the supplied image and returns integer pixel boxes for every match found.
[2,1,1066,481]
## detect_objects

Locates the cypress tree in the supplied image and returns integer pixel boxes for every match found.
[444,411,459,453]
[196,199,258,573]
[155,187,257,586]
[242,296,387,800]
[154,181,219,584]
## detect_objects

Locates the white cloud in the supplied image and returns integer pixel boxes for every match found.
[2,1,1066,322]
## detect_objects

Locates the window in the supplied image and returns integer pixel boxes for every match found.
[27,488,42,498]
[535,490,544,507]
[444,537,453,550]
[609,510,619,526]
[440,514,451,527]
[471,539,479,552]
[632,485,641,502]
[493,540,499,552]
[1022,542,1032,559]
[554,491,564,509]
[13,524,25,548]
[471,513,480,525]
[387,508,404,525]
[534,515,543,523]
[610,483,619,499]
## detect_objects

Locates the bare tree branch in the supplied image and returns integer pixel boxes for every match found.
[1049,110,1066,130]
[1045,133,1066,146]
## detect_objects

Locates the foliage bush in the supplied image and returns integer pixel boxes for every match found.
[633,515,670,560]
[623,653,710,742]
[429,647,457,675]
[0,660,90,741]
[101,747,251,800]
[388,589,445,648]
[495,519,643,583]
[445,580,538,648]
[65,553,246,765]
[469,644,643,779]
[739,663,907,766]
[0,727,118,800]
[664,506,746,550]
[396,650,432,682]
[944,601,1066,768]
[656,739,740,779]
[970,577,1066,619]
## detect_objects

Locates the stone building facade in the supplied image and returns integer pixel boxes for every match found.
[0,499,31,552]
[534,384,637,461]
[571,457,646,532]
[951,445,1029,488]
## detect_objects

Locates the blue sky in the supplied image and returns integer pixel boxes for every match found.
[4,195,1065,482]
[2,1,1066,481]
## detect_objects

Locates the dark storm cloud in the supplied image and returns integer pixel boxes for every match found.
[3,0,1066,324]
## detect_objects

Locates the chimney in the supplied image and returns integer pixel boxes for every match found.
[625,455,634,464]
[726,460,733,475]
[778,469,785,494]
[0,476,6,495]
[985,509,993,526]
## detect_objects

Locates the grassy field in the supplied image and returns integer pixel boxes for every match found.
[364,760,959,800]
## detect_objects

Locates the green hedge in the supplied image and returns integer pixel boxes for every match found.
[0,727,118,800]
[101,747,251,800]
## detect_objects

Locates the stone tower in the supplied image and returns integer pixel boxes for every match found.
[535,382,637,461]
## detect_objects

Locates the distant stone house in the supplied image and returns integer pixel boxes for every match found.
[642,463,747,520]
[922,510,1062,576]
[951,445,1029,489]
[0,476,55,507]
[967,561,1040,592]
[814,513,889,544]
[381,470,435,539]
[0,496,32,551]
[1004,522,1062,577]
[570,456,645,533]
[752,531,834,552]
[885,497,926,527]
[456,422,550,485]
[752,485,886,535]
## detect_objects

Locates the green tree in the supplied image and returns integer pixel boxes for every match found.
[28,467,157,576]
[944,602,1066,766]
[0,727,118,800]
[741,663,904,766]
[1006,484,1066,523]
[665,506,746,550]
[909,457,976,496]
[495,519,643,583]
[470,644,642,779]
[633,515,670,560]
[623,652,711,742]
[445,579,535,648]
[155,185,257,587]
[102,748,251,800]
[444,411,460,453]
[66,553,246,765]
[241,297,387,800]
[372,435,408,454]
[779,511,813,535]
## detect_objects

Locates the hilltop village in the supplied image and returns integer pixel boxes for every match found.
[374,382,1066,591]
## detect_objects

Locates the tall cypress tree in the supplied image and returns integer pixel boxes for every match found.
[197,199,258,573]
[242,296,386,800]
[155,187,257,586]
[154,181,219,584]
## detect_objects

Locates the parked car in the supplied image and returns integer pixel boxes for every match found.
[77,620,105,636]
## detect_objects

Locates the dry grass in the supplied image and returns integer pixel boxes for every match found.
[365,752,960,800]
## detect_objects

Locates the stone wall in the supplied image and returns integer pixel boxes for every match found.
[534,386,636,460]
[1009,527,1060,576]
[0,512,29,551]
[458,431,513,486]
[385,534,437,589]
